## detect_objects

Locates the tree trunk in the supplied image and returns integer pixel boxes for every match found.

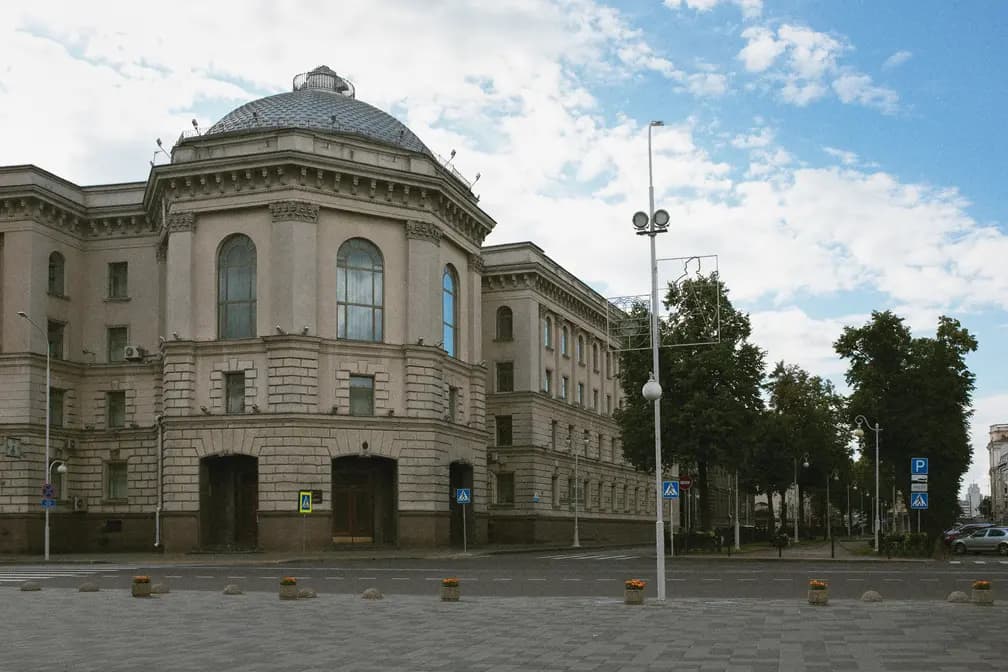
[698,460,711,531]
[766,490,776,540]
[798,485,805,539]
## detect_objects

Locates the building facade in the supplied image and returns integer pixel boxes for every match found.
[0,67,656,553]
[988,424,1008,523]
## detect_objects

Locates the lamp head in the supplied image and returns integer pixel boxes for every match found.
[56,463,67,474]
[853,427,865,439]
[650,120,665,127]
[802,460,810,468]
[17,311,27,318]
[632,211,649,231]
[653,209,670,229]
[641,374,662,401]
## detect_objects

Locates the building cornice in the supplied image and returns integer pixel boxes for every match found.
[270,199,319,223]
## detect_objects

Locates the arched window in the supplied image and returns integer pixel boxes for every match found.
[577,335,585,363]
[496,306,513,341]
[442,265,458,357]
[592,343,600,371]
[337,238,384,342]
[561,326,569,356]
[217,235,257,339]
[48,252,65,296]
[544,316,553,348]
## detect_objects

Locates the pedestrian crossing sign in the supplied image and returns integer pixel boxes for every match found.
[910,493,928,510]
[456,488,471,504]
[298,490,313,514]
[662,481,679,499]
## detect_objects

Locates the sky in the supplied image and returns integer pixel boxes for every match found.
[1,1,1005,499]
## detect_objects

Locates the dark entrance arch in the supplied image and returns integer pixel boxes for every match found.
[199,455,258,550]
[449,461,474,547]
[332,456,396,545]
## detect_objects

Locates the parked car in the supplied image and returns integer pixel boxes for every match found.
[951,526,1008,555]
[944,522,992,545]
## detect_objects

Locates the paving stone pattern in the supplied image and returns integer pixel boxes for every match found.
[1,591,1005,671]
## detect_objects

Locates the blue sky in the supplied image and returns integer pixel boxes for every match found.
[0,0,1004,497]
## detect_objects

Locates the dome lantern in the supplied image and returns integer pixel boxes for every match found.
[293,66,355,98]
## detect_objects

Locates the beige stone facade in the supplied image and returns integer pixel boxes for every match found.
[0,67,656,553]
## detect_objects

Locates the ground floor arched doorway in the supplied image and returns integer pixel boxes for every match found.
[332,456,396,545]
[449,461,474,547]
[199,454,258,550]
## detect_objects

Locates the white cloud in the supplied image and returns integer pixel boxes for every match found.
[823,146,858,165]
[882,50,912,70]
[664,0,763,19]
[738,23,899,113]
[731,126,774,149]
[686,72,728,97]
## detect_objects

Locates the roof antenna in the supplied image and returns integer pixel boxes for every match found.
[191,118,201,135]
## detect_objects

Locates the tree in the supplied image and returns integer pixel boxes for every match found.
[978,496,992,520]
[835,311,977,535]
[616,274,765,530]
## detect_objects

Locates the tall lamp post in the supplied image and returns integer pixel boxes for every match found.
[634,119,670,602]
[793,453,809,542]
[826,469,839,540]
[853,416,882,553]
[17,311,52,560]
[566,436,581,548]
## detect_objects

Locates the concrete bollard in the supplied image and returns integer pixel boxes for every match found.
[861,590,883,602]
[20,581,41,592]
[361,587,384,600]
[78,582,99,592]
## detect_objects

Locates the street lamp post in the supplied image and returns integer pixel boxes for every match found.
[847,482,853,537]
[826,469,839,540]
[17,311,52,560]
[634,119,671,602]
[572,437,581,548]
[853,416,882,553]
[793,453,809,542]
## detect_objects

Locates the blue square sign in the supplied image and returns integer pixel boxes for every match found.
[911,458,928,475]
[662,481,679,499]
[455,488,471,504]
[910,492,928,510]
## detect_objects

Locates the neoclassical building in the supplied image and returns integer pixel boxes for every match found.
[0,66,656,553]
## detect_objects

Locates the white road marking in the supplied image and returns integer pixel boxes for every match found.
[528,578,547,582]
[195,575,215,579]
[920,578,939,582]
[227,576,246,579]
[325,576,344,580]
[596,578,616,582]
[846,578,864,582]
[424,577,441,581]
[166,575,184,579]
[493,578,512,582]
[738,578,756,582]
[358,577,376,580]
[973,561,986,564]
[949,561,961,564]
[562,578,582,582]
[701,578,722,582]
[882,578,903,582]
[391,577,410,581]
[773,578,792,582]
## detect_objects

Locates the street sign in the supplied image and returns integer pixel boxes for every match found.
[662,481,680,499]
[911,483,928,492]
[911,458,928,475]
[41,498,56,509]
[455,488,471,504]
[678,476,693,490]
[298,490,312,514]
[910,493,928,510]
[42,483,56,498]
[911,474,928,483]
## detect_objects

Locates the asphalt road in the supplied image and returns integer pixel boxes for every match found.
[4,549,1007,599]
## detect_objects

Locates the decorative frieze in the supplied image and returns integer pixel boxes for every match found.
[270,200,320,223]
[467,253,485,274]
[404,220,442,245]
[166,211,195,233]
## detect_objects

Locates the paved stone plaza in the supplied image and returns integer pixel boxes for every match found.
[2,589,1006,671]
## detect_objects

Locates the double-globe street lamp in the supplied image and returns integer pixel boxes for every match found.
[793,453,809,542]
[852,415,882,553]
[17,311,54,560]
[634,119,671,602]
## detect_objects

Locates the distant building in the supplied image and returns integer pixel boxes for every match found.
[967,483,982,518]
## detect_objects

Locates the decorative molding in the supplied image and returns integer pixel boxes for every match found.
[467,253,485,274]
[166,211,195,233]
[484,269,608,333]
[404,220,442,245]
[270,200,319,223]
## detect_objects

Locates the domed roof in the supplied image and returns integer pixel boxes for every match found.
[205,66,432,156]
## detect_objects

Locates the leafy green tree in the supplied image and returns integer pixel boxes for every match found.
[835,311,977,535]
[616,274,765,530]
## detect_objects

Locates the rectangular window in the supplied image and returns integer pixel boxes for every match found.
[107,262,128,299]
[567,424,574,452]
[448,386,459,422]
[496,415,513,446]
[551,420,558,451]
[560,376,568,400]
[592,389,599,411]
[105,461,128,500]
[225,372,246,414]
[598,433,603,460]
[496,472,515,505]
[552,475,559,508]
[606,352,612,378]
[583,430,590,455]
[568,478,575,508]
[544,369,552,395]
[496,362,514,392]
[611,437,617,463]
[576,382,585,406]
[48,321,65,360]
[106,391,126,429]
[606,394,612,415]
[49,388,64,428]
[107,326,128,363]
[594,480,602,510]
[349,375,374,416]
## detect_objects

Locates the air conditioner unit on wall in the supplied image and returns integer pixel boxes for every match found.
[123,345,145,361]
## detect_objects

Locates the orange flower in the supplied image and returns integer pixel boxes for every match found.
[808,579,828,590]
[973,580,992,590]
[624,578,646,590]
[132,575,150,584]
[442,577,460,587]
[280,576,298,586]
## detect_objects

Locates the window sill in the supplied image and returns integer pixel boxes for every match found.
[104,296,132,303]
[489,502,515,509]
[47,292,70,301]
[102,498,128,505]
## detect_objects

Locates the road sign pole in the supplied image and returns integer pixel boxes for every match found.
[463,504,467,554]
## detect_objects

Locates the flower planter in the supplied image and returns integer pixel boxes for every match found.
[972,589,993,605]
[279,578,299,600]
[807,589,828,605]
[624,588,645,605]
[131,578,151,598]
[440,585,460,602]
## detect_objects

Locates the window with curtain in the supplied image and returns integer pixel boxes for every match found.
[496,306,513,341]
[337,238,384,342]
[442,266,458,357]
[217,235,257,340]
[48,252,65,296]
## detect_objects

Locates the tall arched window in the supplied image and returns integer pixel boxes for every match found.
[561,326,569,356]
[496,306,513,341]
[48,252,65,296]
[337,238,384,342]
[544,316,553,348]
[217,235,257,339]
[442,265,458,357]
[592,343,600,371]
